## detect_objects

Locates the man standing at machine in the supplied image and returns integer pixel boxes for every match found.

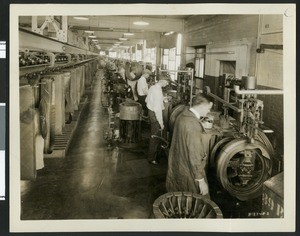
[137,69,151,116]
[146,78,170,165]
[166,93,213,197]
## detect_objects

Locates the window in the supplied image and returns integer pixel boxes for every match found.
[195,47,206,79]
[161,34,182,80]
[145,48,156,66]
[108,51,117,58]
[195,57,204,78]
[136,50,142,62]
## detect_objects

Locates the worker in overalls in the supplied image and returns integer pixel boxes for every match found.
[166,93,213,198]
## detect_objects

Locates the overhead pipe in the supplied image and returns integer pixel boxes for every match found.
[234,85,283,95]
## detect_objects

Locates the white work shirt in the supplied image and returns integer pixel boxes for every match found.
[137,75,148,96]
[146,83,165,127]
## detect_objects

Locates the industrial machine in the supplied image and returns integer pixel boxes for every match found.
[166,73,283,201]
[119,101,142,147]
[19,28,99,180]
[102,60,143,149]
[205,76,283,201]
[101,62,133,109]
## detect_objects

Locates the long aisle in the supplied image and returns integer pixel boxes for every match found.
[21,69,168,220]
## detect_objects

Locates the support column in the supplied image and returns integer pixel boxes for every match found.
[156,46,162,67]
[129,46,133,61]
[142,40,147,63]
[135,44,138,61]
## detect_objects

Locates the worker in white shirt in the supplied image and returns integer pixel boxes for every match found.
[137,69,151,116]
[145,78,170,165]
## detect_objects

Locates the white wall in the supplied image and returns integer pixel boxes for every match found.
[256,15,283,89]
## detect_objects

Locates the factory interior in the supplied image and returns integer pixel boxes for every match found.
[17,14,284,220]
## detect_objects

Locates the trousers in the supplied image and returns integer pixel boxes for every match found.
[138,95,148,116]
[147,109,161,162]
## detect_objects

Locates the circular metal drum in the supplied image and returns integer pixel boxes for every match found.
[153,192,223,218]
[242,76,256,90]
[216,138,272,201]
[209,137,234,167]
[119,101,142,120]
[256,130,274,155]
[119,101,142,146]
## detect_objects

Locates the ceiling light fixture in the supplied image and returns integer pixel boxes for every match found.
[125,19,134,36]
[119,37,128,41]
[124,32,134,36]
[85,30,94,34]
[73,16,89,21]
[89,34,97,38]
[165,31,174,36]
[133,17,149,26]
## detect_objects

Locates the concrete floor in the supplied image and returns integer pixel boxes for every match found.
[21,70,168,220]
[20,69,262,220]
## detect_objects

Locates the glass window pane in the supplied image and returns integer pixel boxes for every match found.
[195,57,204,78]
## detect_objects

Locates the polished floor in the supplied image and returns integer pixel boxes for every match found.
[21,70,168,220]
[21,69,262,220]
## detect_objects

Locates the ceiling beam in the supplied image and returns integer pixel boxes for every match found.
[69,16,185,33]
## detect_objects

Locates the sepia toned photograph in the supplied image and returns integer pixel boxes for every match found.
[10,3,296,233]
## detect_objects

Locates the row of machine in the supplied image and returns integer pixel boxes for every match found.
[19,42,99,180]
[18,27,283,217]
[99,58,283,209]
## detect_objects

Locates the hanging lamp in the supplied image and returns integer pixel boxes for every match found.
[133,16,149,26]
[124,17,135,35]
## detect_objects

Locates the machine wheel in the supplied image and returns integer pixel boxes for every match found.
[216,138,272,201]
[256,130,274,155]
[209,136,234,167]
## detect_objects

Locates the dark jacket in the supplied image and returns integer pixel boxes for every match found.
[166,108,212,193]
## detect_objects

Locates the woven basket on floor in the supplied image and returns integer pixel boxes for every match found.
[153,192,223,218]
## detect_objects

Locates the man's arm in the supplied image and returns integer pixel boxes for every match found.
[185,124,208,193]
[154,108,164,129]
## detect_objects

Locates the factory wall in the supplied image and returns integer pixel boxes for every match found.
[184,14,284,165]
[183,15,259,95]
[256,15,283,162]
[184,15,259,76]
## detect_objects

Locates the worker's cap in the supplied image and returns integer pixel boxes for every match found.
[143,69,152,75]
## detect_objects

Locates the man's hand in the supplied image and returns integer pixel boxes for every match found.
[160,124,164,130]
[197,178,209,195]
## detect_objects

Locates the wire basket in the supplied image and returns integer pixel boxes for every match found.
[153,192,223,218]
